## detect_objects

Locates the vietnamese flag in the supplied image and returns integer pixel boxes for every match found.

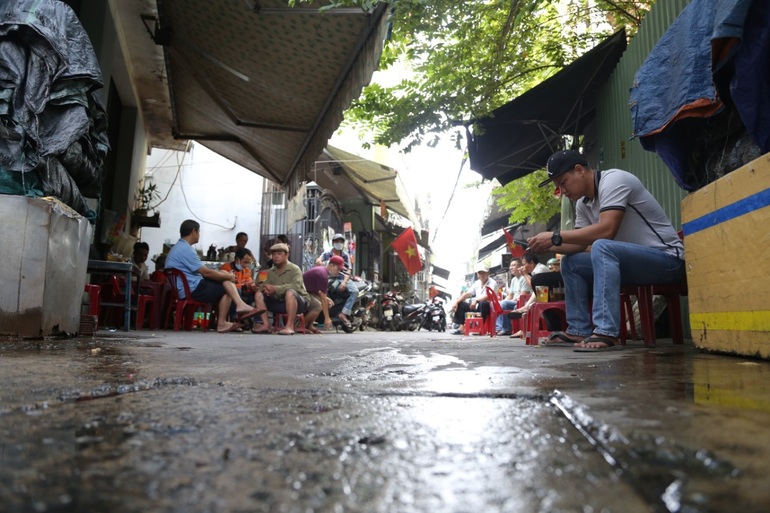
[392,227,422,276]
[502,226,525,257]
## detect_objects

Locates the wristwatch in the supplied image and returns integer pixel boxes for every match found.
[551,230,563,247]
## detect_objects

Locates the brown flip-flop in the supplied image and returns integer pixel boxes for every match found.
[217,323,243,334]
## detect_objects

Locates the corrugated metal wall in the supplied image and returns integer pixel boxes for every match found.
[594,0,691,228]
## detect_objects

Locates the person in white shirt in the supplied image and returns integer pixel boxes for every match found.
[495,258,532,335]
[449,265,498,335]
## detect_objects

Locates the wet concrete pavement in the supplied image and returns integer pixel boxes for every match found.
[1,329,769,513]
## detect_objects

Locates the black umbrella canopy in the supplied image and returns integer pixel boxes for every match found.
[468,30,627,185]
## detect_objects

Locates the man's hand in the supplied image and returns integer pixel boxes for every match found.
[262,284,275,296]
[526,232,554,254]
[338,280,348,291]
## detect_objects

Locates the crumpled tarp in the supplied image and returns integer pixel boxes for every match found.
[629,0,769,191]
[0,0,109,217]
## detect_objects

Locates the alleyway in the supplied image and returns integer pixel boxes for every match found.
[1,330,768,513]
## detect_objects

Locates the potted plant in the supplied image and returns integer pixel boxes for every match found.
[132,181,161,228]
[134,182,160,216]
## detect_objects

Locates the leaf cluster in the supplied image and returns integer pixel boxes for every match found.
[491,171,561,225]
[300,0,653,225]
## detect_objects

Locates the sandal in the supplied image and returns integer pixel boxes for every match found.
[573,335,623,352]
[542,331,583,347]
[217,323,243,333]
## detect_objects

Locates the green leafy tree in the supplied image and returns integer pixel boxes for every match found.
[492,170,560,225]
[301,0,653,224]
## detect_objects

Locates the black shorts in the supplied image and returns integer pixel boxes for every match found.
[191,279,226,304]
[265,289,308,314]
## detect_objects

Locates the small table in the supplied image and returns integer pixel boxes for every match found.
[87,260,133,331]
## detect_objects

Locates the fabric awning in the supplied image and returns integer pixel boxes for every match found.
[151,0,388,196]
[467,30,627,185]
[431,265,450,281]
[313,146,418,225]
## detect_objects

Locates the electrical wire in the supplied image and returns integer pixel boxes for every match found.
[431,151,467,245]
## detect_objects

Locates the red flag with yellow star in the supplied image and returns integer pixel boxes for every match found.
[502,226,525,257]
[391,227,422,276]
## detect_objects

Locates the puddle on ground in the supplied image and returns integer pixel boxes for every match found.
[2,338,770,512]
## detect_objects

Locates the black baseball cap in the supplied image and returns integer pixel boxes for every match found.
[538,150,589,187]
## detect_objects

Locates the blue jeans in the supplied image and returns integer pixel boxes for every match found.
[332,278,358,315]
[561,239,685,338]
[495,299,518,333]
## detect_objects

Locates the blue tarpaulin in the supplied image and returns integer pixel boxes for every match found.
[630,0,769,191]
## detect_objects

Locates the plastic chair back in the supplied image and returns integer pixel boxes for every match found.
[164,268,212,331]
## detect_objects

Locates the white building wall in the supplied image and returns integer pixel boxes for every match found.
[138,143,265,263]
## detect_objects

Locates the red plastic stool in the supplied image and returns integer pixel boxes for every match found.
[524,301,567,345]
[619,291,638,345]
[83,284,101,317]
[463,314,484,336]
[272,313,307,334]
[136,294,154,330]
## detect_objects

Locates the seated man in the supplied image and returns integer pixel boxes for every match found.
[527,149,685,351]
[223,231,249,254]
[449,265,497,334]
[165,219,263,333]
[495,257,532,335]
[131,241,150,281]
[302,257,344,333]
[316,233,357,328]
[251,243,313,335]
[219,248,257,322]
[505,253,561,337]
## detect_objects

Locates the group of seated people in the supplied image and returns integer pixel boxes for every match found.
[162,220,357,334]
[449,253,563,337]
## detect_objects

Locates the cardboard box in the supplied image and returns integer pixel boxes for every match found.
[681,152,770,359]
[0,196,92,337]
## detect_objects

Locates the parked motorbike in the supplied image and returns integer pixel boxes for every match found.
[388,295,429,331]
[358,285,379,331]
[420,297,447,332]
[378,290,403,331]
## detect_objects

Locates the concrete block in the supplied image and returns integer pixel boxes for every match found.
[0,196,92,337]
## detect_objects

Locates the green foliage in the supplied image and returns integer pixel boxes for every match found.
[135,182,160,211]
[298,0,653,223]
[492,171,561,225]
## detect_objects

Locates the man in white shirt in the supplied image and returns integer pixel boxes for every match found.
[449,265,498,335]
[495,258,531,335]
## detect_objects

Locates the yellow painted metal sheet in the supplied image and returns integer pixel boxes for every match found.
[682,153,770,358]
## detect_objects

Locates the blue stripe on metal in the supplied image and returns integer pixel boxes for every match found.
[682,188,770,235]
